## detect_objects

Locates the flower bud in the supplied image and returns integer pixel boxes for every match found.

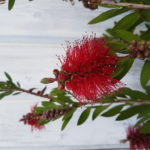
[41,78,56,84]
[53,69,59,78]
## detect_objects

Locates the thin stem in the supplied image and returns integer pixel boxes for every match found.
[101,0,150,10]
[81,99,150,107]
[18,88,51,100]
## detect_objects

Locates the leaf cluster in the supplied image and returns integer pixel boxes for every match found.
[0,72,21,99]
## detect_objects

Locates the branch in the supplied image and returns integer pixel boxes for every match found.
[18,87,51,100]
[101,0,150,10]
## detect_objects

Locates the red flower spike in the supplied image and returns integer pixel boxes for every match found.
[127,126,150,150]
[20,105,45,131]
[55,35,123,102]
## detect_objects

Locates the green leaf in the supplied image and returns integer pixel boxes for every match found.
[61,109,75,131]
[38,119,50,125]
[77,108,91,126]
[88,8,128,24]
[107,41,128,54]
[0,91,13,100]
[92,105,109,120]
[42,101,64,109]
[34,107,46,114]
[116,105,150,121]
[4,72,12,82]
[114,12,141,30]
[13,92,21,95]
[140,10,150,22]
[8,0,15,10]
[141,29,150,40]
[115,29,141,42]
[145,86,150,95]
[140,120,150,133]
[50,88,73,104]
[123,87,149,100]
[140,60,150,88]
[112,57,134,80]
[101,104,124,117]
[135,114,150,126]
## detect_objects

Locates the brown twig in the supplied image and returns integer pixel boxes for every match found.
[101,0,150,10]
[18,88,51,100]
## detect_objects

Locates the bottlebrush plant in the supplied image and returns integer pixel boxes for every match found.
[0,0,150,150]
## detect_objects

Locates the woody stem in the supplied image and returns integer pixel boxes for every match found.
[18,88,51,100]
[101,0,150,10]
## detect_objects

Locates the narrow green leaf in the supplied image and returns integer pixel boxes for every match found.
[42,101,63,109]
[61,110,75,131]
[116,105,150,121]
[13,92,21,95]
[102,104,124,117]
[123,87,149,100]
[107,41,128,54]
[77,108,91,126]
[34,107,46,114]
[17,82,21,88]
[0,91,13,100]
[140,60,150,88]
[114,12,141,30]
[89,8,128,24]
[135,115,150,126]
[38,119,50,125]
[115,29,141,42]
[4,72,12,82]
[92,105,109,120]
[112,57,134,80]
[8,0,15,10]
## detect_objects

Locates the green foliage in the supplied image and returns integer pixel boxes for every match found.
[140,120,150,133]
[92,105,109,120]
[140,24,150,40]
[102,104,124,117]
[34,88,77,130]
[8,0,15,10]
[50,88,74,105]
[107,40,128,54]
[0,73,21,100]
[113,12,141,30]
[112,57,134,80]
[122,87,150,100]
[140,60,150,88]
[88,8,128,24]
[77,108,91,125]
[114,30,141,42]
[139,10,150,22]
[116,105,150,120]
[61,109,76,130]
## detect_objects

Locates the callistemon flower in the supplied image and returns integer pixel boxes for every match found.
[52,35,123,102]
[126,126,150,150]
[39,35,124,102]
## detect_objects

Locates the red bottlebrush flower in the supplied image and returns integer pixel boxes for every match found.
[40,35,123,102]
[54,35,123,103]
[20,105,45,131]
[126,126,150,150]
